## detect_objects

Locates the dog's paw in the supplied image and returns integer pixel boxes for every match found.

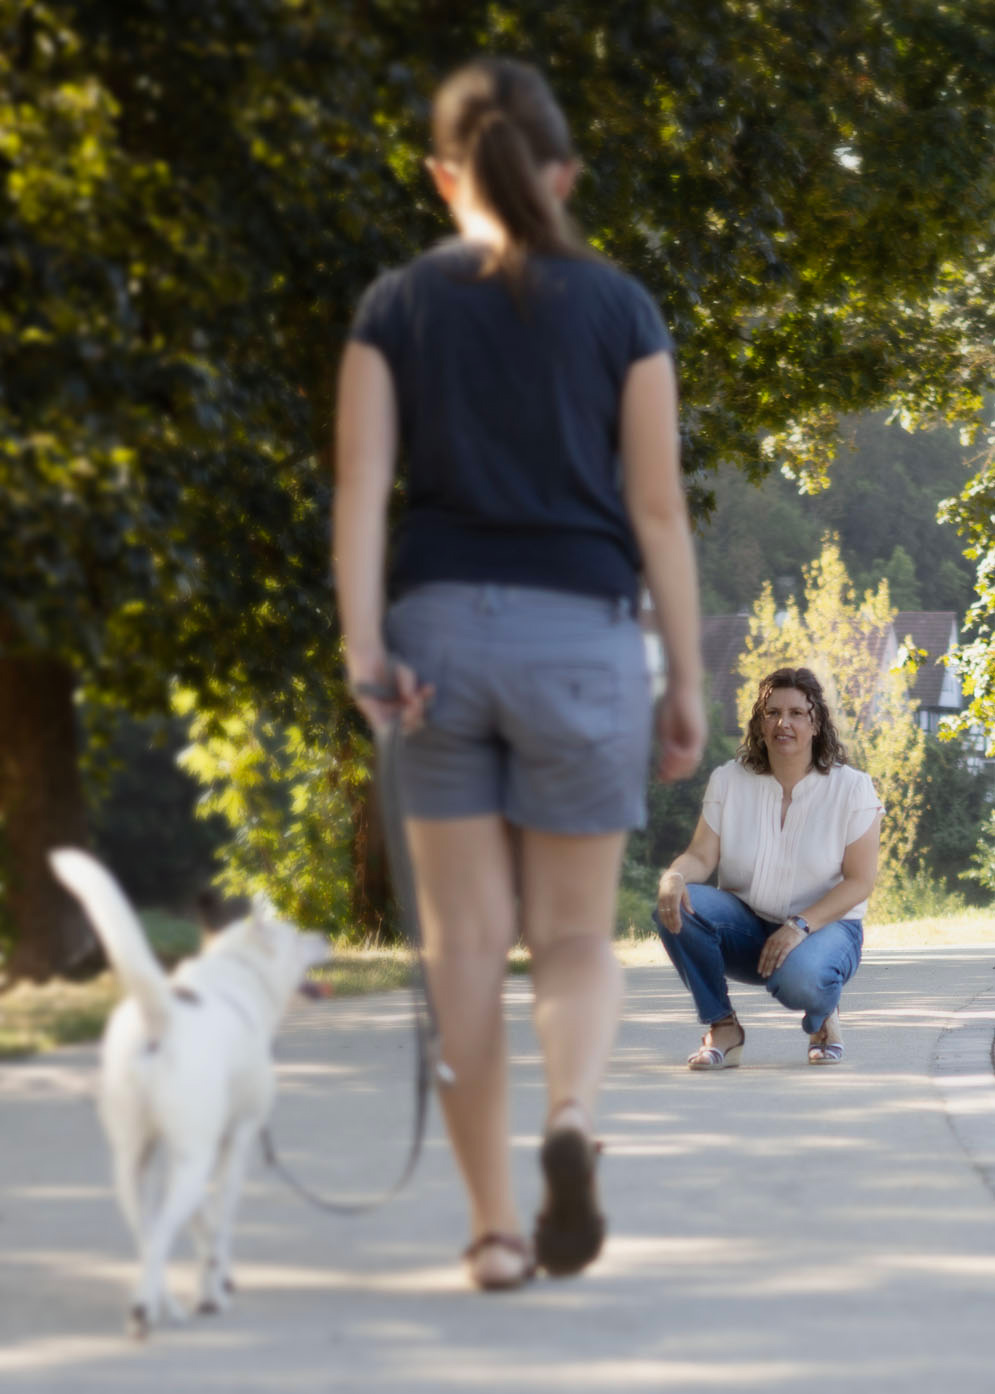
[197,1280,233,1315]
[127,1304,150,1341]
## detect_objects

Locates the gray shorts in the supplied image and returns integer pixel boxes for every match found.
[383,583,653,833]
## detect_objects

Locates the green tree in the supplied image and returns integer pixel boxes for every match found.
[737,537,925,889]
[0,0,401,975]
[942,452,995,751]
[915,734,992,903]
[697,412,976,618]
[173,687,367,937]
[82,709,227,912]
[6,0,995,977]
[875,544,922,611]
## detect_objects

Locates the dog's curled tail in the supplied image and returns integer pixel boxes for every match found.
[49,848,172,1037]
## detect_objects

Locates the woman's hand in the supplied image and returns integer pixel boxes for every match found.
[656,869,691,934]
[758,922,807,978]
[656,681,707,782]
[348,649,434,735]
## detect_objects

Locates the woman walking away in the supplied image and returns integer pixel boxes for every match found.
[655,667,882,1069]
[334,57,706,1291]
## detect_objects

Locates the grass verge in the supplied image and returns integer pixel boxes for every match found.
[0,929,414,1060]
[2,913,992,1061]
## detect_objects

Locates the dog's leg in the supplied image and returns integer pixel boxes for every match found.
[197,1119,258,1314]
[130,1150,213,1337]
[112,1140,149,1254]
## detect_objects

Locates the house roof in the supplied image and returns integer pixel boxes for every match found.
[701,614,751,735]
[893,611,958,709]
[698,610,958,732]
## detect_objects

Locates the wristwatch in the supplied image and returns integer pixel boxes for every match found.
[786,914,811,935]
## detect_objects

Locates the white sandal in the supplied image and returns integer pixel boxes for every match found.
[808,1009,844,1065]
[687,1014,745,1071]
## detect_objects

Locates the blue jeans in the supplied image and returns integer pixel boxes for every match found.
[653,885,862,1035]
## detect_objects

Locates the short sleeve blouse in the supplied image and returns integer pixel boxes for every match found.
[701,760,884,923]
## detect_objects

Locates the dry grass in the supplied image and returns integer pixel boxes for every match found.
[0,972,121,1059]
[862,911,995,949]
[0,944,413,1061]
[2,913,991,1061]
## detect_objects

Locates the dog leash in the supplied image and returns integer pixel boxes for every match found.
[260,689,454,1214]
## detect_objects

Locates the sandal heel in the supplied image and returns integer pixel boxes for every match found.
[533,1123,605,1277]
[687,1017,745,1071]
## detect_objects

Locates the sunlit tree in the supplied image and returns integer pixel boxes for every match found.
[4,0,995,976]
[737,538,925,886]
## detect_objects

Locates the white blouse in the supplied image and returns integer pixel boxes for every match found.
[702,760,884,923]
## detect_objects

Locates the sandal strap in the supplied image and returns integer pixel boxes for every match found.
[546,1096,588,1128]
[544,1099,605,1155]
[692,1018,745,1058]
[463,1231,534,1263]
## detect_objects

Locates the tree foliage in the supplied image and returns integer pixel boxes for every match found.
[915,734,993,902]
[173,687,368,937]
[737,537,926,892]
[697,413,977,618]
[82,709,227,911]
[942,451,995,751]
[4,0,995,972]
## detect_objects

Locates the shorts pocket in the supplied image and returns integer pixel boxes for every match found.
[523,661,619,748]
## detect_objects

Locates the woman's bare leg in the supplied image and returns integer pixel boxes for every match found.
[404,815,521,1283]
[519,829,627,1127]
[519,828,626,1274]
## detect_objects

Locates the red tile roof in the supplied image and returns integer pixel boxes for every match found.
[893,611,958,709]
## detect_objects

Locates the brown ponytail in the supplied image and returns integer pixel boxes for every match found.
[431,58,588,285]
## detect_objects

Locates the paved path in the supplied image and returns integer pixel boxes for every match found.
[2,947,995,1394]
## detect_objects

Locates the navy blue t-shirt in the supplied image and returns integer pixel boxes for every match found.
[348,239,674,608]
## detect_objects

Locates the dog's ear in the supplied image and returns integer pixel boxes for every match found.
[196,888,252,933]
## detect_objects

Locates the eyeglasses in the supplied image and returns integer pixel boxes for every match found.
[762,706,812,723]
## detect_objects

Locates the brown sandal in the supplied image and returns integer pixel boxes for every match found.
[533,1099,605,1277]
[462,1232,536,1291]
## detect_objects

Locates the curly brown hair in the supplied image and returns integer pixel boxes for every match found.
[738,667,848,774]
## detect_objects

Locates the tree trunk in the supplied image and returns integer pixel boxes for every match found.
[0,654,99,982]
[350,775,395,942]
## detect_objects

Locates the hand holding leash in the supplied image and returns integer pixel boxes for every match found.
[261,658,452,1215]
[350,656,434,735]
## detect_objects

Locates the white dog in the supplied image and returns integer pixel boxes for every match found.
[49,849,329,1338]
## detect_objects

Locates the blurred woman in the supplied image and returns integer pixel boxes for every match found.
[335,57,705,1289]
[655,667,882,1068]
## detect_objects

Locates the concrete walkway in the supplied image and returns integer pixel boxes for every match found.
[2,946,995,1394]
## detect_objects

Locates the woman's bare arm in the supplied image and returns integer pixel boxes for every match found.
[620,351,706,782]
[656,815,720,932]
[333,342,431,730]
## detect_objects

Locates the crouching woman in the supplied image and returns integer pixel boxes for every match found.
[654,667,883,1068]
